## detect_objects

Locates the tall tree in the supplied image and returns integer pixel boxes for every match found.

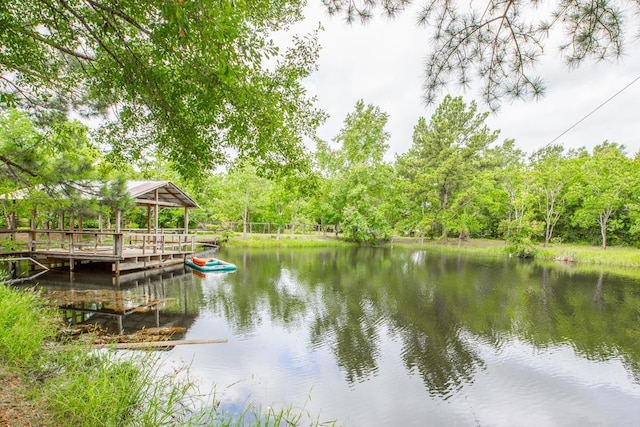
[497,153,537,254]
[0,109,100,193]
[0,109,41,193]
[571,142,632,249]
[0,0,324,179]
[396,95,499,242]
[529,145,572,247]
[626,154,640,245]
[332,100,390,169]
[218,161,271,238]
[323,0,637,110]
[318,100,393,242]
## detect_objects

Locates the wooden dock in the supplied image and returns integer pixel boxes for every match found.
[1,230,195,274]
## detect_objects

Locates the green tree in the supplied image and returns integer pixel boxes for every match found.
[1,0,324,179]
[0,110,113,229]
[571,142,632,249]
[318,100,393,242]
[529,145,572,247]
[0,109,41,193]
[627,154,640,246]
[332,100,390,169]
[323,0,638,110]
[218,162,271,238]
[497,156,537,255]
[265,173,316,239]
[396,95,499,242]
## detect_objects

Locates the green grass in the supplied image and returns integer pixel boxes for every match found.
[536,243,640,267]
[217,404,337,427]
[225,233,355,248]
[0,284,58,369]
[223,233,640,271]
[0,283,202,426]
[0,283,335,426]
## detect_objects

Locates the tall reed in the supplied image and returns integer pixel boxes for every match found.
[0,283,57,368]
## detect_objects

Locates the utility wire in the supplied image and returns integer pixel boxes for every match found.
[545,74,640,149]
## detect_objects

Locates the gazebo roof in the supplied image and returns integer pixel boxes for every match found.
[127,181,199,209]
[2,180,200,209]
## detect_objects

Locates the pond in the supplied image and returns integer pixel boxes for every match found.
[20,246,640,426]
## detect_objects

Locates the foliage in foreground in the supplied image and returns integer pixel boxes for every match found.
[324,0,640,111]
[0,283,58,369]
[1,0,323,180]
[0,282,333,426]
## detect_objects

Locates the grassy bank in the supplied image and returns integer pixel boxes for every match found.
[0,283,333,426]
[221,232,354,248]
[222,233,640,270]
[414,238,640,270]
[0,283,212,426]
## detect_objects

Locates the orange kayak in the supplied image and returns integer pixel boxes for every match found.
[192,256,210,266]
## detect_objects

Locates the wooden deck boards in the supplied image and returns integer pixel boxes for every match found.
[1,231,196,275]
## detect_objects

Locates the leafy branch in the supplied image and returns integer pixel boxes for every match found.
[323,0,637,109]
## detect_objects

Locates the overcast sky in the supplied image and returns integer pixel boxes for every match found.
[289,2,640,161]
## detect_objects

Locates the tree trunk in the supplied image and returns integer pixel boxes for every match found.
[599,211,609,250]
[441,185,449,243]
[544,222,551,247]
[243,188,249,239]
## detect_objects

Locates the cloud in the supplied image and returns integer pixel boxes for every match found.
[288,3,640,159]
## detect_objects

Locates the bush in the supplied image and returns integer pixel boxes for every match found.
[506,238,537,259]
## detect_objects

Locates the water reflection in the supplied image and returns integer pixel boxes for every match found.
[26,265,205,337]
[10,247,640,424]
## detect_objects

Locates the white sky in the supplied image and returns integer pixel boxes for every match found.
[289,2,640,160]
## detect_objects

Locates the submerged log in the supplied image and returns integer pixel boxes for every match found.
[92,338,228,350]
[48,338,228,351]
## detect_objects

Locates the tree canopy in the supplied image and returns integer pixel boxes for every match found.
[0,0,324,179]
[322,0,639,110]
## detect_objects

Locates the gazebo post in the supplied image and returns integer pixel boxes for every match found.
[183,207,189,234]
[115,210,121,233]
[30,208,36,230]
[78,211,83,245]
[69,210,75,247]
[146,205,151,234]
[154,189,159,232]
[98,212,103,244]
[153,189,159,253]
[114,209,122,276]
[29,208,36,252]
[68,210,75,272]
[9,200,16,251]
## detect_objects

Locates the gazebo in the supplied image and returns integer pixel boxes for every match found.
[1,180,200,274]
[125,180,199,234]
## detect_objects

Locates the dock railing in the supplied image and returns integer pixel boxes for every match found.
[0,230,195,258]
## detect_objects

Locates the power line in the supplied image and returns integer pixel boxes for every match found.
[545,74,640,149]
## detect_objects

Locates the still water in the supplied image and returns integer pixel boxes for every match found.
[26,247,640,425]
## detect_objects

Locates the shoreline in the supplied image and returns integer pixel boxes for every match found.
[219,234,640,274]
